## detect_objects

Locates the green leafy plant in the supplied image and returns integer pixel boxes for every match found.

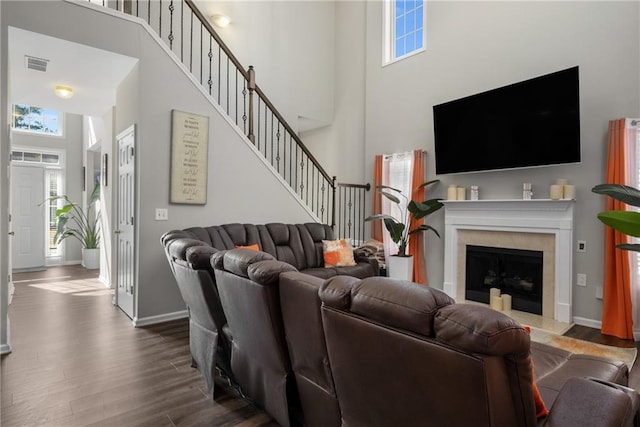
[592,183,640,252]
[41,183,101,249]
[364,180,443,256]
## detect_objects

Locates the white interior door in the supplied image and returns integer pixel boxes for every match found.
[10,165,45,271]
[116,126,136,319]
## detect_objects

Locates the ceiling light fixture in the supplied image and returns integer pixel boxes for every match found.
[212,14,231,28]
[55,85,74,99]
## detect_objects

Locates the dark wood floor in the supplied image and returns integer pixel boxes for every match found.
[1,265,275,426]
[4,266,640,425]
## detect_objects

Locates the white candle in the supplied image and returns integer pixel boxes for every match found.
[550,184,563,200]
[563,184,576,200]
[490,287,501,299]
[490,295,503,311]
[502,294,512,311]
[447,185,458,201]
[456,187,466,201]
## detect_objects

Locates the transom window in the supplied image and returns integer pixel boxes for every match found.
[383,0,426,65]
[12,104,63,136]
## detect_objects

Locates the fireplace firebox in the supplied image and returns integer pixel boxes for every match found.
[465,245,543,315]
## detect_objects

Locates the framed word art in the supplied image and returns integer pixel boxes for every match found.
[170,110,209,204]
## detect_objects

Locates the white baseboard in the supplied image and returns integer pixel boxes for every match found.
[0,343,12,355]
[573,316,602,330]
[132,310,188,327]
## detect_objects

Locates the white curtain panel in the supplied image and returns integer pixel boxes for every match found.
[381,151,414,263]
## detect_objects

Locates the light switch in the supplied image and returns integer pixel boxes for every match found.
[155,208,168,221]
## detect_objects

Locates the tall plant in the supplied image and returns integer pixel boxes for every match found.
[364,180,443,256]
[592,183,640,252]
[42,183,101,249]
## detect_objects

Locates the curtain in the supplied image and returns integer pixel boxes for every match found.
[372,155,383,242]
[409,149,427,285]
[602,119,634,339]
[380,152,413,266]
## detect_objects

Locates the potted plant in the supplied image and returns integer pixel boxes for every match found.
[592,183,640,251]
[365,180,443,279]
[42,183,102,269]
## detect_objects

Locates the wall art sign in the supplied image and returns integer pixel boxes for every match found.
[170,109,209,204]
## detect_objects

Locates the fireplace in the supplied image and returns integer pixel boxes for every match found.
[465,245,543,315]
[442,199,575,323]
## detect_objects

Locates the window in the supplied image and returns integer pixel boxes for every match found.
[383,0,426,65]
[12,104,63,136]
[46,169,64,257]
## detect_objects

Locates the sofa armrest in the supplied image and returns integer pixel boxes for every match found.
[543,377,639,427]
[353,249,380,275]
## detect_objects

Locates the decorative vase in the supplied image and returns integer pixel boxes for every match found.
[82,248,100,269]
[387,255,413,281]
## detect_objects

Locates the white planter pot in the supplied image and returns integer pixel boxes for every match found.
[387,255,413,281]
[82,248,100,270]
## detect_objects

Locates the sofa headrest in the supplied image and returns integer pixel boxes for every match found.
[320,276,455,337]
[212,248,292,281]
[248,260,298,285]
[434,304,530,356]
[265,223,290,245]
[167,238,217,269]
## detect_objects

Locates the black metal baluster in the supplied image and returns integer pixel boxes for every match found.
[168,0,174,50]
[276,123,281,172]
[180,1,183,62]
[159,0,162,39]
[242,79,247,134]
[207,36,212,95]
[189,10,193,72]
[147,0,150,24]
[226,58,229,114]
[217,46,221,104]
[200,23,203,84]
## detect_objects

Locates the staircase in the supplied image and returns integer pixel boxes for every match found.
[83,0,370,244]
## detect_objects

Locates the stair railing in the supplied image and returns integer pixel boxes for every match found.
[83,0,370,243]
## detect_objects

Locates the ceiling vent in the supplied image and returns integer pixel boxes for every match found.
[24,55,49,72]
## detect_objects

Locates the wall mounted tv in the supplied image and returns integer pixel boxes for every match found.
[433,66,581,175]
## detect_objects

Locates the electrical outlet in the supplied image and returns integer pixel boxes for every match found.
[155,208,169,221]
[577,273,587,287]
[596,286,603,300]
[577,240,587,253]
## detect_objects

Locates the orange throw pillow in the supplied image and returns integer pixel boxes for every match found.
[523,326,549,418]
[322,239,356,267]
[235,243,260,251]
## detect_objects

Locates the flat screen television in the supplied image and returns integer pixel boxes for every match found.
[433,66,581,175]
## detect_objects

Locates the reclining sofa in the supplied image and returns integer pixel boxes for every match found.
[209,249,639,427]
[161,223,378,399]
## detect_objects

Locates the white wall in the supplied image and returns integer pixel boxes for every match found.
[194,0,336,133]
[11,113,84,264]
[363,1,640,323]
[2,1,316,326]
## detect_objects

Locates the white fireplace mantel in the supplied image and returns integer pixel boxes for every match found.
[443,199,575,323]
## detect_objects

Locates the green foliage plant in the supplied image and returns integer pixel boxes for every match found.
[592,183,640,252]
[41,183,101,249]
[364,180,443,256]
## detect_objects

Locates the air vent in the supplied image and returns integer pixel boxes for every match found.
[24,55,49,72]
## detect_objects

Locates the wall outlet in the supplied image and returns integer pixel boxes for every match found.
[596,286,603,300]
[155,208,169,221]
[577,240,587,252]
[577,273,587,287]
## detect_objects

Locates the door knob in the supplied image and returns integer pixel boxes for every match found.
[114,230,121,234]
[8,231,14,236]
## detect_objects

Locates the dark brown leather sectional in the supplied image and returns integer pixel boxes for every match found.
[164,226,640,426]
[161,223,377,402]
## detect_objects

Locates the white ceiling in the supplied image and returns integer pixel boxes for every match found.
[9,27,138,117]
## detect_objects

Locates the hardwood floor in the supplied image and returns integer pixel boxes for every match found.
[1,266,275,426]
[4,266,640,426]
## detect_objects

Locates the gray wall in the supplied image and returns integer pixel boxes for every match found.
[11,113,84,264]
[362,1,640,324]
[1,0,315,329]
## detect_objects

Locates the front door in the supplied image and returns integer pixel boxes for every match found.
[11,165,45,271]
[116,125,136,319]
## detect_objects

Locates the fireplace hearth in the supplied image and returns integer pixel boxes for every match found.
[465,245,543,315]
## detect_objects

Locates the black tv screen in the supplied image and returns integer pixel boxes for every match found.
[433,66,581,175]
